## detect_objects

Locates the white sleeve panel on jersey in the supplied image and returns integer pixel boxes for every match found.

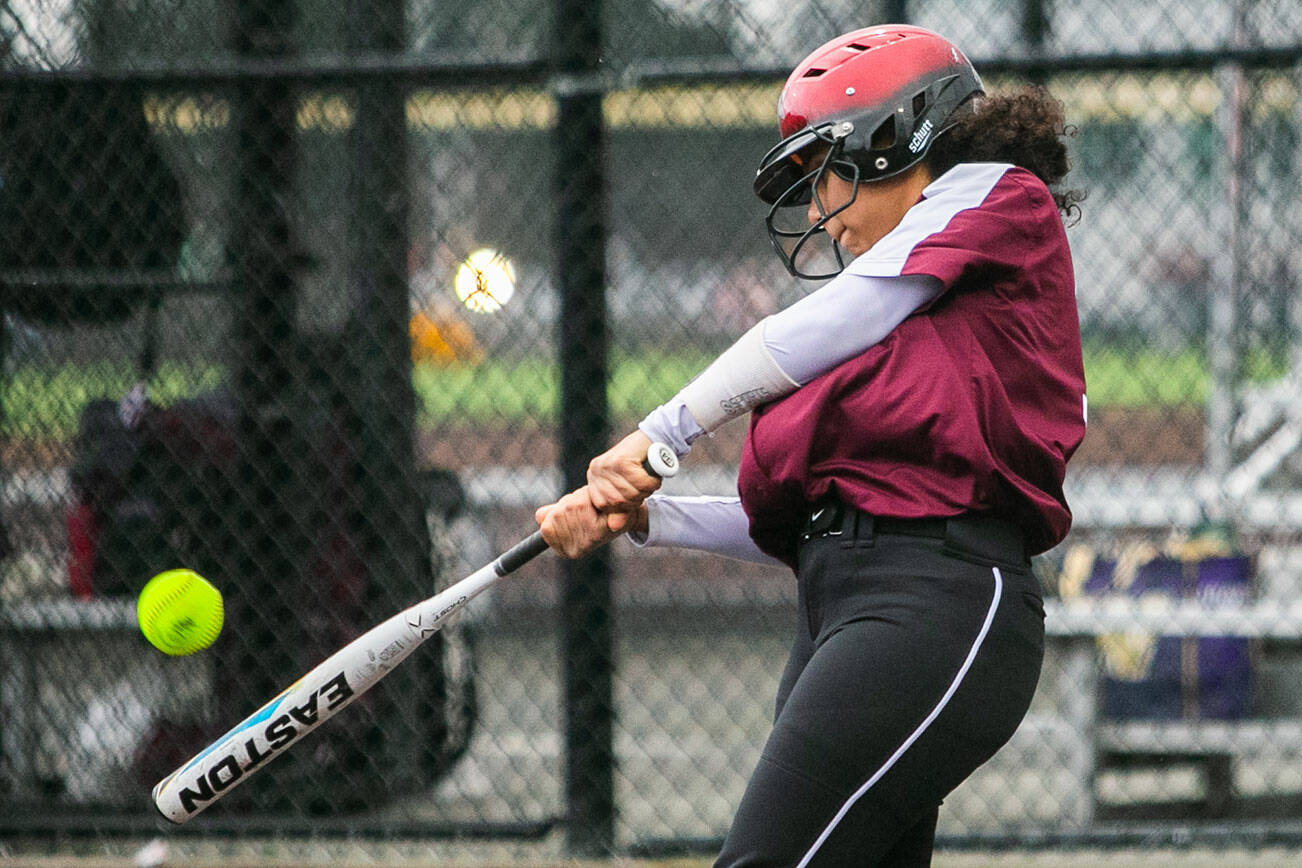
[626,494,785,567]
[637,270,943,452]
[848,162,1012,277]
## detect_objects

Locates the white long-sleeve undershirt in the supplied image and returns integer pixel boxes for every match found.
[638,270,944,453]
[627,494,783,567]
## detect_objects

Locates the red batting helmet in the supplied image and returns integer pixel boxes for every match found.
[754,25,984,278]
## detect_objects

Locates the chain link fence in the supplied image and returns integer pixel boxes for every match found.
[1,0,1301,857]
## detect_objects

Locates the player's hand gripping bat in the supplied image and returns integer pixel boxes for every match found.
[152,443,679,823]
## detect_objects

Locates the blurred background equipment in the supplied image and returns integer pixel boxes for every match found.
[0,0,1301,861]
[410,309,483,364]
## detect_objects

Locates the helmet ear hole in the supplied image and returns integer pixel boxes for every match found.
[912,91,928,117]
[870,116,896,151]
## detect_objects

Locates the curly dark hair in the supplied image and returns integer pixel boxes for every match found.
[926,86,1085,224]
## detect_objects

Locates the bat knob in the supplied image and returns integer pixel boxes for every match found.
[643,442,679,479]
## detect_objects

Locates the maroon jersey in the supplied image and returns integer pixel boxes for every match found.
[738,163,1086,565]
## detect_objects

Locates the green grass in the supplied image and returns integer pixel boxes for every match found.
[1081,344,1288,408]
[411,350,713,425]
[1083,348,1209,407]
[2,346,1287,443]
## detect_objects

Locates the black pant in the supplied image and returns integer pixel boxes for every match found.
[716,511,1045,867]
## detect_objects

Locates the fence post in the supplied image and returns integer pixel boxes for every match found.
[346,0,434,798]
[1022,0,1050,85]
[224,0,313,811]
[1205,2,1248,520]
[554,0,615,854]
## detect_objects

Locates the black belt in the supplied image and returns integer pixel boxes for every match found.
[799,502,1028,567]
[801,503,948,543]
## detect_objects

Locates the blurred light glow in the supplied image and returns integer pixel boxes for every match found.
[454,248,516,313]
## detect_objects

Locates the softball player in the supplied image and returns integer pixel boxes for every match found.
[537,24,1086,866]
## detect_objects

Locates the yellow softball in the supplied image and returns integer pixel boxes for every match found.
[138,569,224,656]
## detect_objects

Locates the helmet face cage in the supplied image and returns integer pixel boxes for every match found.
[762,125,863,280]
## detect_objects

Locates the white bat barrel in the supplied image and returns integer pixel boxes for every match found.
[152,562,499,823]
[152,442,676,823]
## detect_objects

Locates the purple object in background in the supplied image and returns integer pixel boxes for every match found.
[1085,555,1254,720]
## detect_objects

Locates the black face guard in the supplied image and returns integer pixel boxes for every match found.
[760,125,862,281]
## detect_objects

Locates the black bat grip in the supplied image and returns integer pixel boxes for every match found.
[496,531,550,575]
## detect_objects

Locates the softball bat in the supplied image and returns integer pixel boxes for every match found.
[152,443,678,823]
